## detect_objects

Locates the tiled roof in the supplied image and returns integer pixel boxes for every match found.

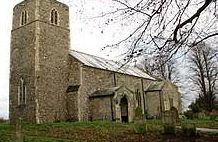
[70,50,155,80]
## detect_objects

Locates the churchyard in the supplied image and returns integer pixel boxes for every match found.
[0,118,218,142]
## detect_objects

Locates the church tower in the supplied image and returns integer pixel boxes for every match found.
[9,0,70,123]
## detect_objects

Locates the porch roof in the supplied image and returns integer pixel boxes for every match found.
[90,87,120,98]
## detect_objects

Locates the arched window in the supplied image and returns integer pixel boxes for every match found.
[51,9,58,25]
[18,78,27,105]
[20,11,28,26]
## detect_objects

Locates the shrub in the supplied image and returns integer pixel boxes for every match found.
[181,123,196,137]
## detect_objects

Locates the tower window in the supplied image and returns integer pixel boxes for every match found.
[51,9,59,25]
[18,78,27,105]
[20,11,28,26]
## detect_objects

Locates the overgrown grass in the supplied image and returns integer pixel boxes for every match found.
[0,122,16,142]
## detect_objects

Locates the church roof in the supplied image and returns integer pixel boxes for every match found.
[90,87,120,98]
[70,50,155,80]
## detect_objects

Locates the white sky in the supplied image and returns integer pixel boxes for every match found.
[0,0,121,119]
[0,1,13,119]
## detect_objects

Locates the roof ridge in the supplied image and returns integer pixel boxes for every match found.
[69,50,155,80]
[70,50,117,63]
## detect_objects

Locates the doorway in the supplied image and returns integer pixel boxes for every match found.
[120,96,128,122]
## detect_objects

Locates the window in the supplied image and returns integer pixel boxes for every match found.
[51,9,58,25]
[20,11,28,26]
[169,98,173,108]
[136,89,141,108]
[18,78,27,105]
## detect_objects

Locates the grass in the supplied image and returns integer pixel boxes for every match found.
[0,119,217,142]
[0,120,162,142]
[0,121,139,142]
[180,119,218,129]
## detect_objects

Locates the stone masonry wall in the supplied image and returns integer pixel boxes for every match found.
[10,0,70,123]
[66,56,81,121]
[12,0,36,30]
[68,56,81,86]
[35,0,70,122]
[146,91,162,117]
[162,82,181,113]
[145,82,182,118]
[75,62,154,121]
[89,96,113,121]
[78,66,114,121]
[66,92,78,121]
[10,23,37,123]
[10,0,39,123]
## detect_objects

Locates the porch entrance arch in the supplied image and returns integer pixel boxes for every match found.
[120,96,128,122]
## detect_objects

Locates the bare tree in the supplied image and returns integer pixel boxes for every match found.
[189,43,218,112]
[92,0,218,61]
[141,51,179,83]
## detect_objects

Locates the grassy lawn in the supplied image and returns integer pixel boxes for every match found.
[0,119,217,142]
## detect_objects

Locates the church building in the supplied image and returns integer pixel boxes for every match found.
[9,0,181,124]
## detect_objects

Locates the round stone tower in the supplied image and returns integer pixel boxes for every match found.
[9,0,70,123]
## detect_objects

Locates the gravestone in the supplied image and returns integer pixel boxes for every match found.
[162,110,177,134]
[170,107,179,122]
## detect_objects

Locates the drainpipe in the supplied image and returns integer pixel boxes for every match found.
[111,72,117,121]
[158,90,163,117]
[110,96,114,121]
[113,72,116,87]
[78,65,83,121]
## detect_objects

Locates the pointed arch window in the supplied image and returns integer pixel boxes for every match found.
[136,89,141,108]
[51,9,59,25]
[20,11,28,26]
[18,78,27,105]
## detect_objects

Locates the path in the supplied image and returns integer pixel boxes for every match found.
[176,126,218,134]
[196,128,218,133]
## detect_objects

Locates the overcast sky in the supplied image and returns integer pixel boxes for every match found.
[0,1,13,119]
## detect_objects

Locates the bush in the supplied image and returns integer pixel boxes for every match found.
[182,123,196,137]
